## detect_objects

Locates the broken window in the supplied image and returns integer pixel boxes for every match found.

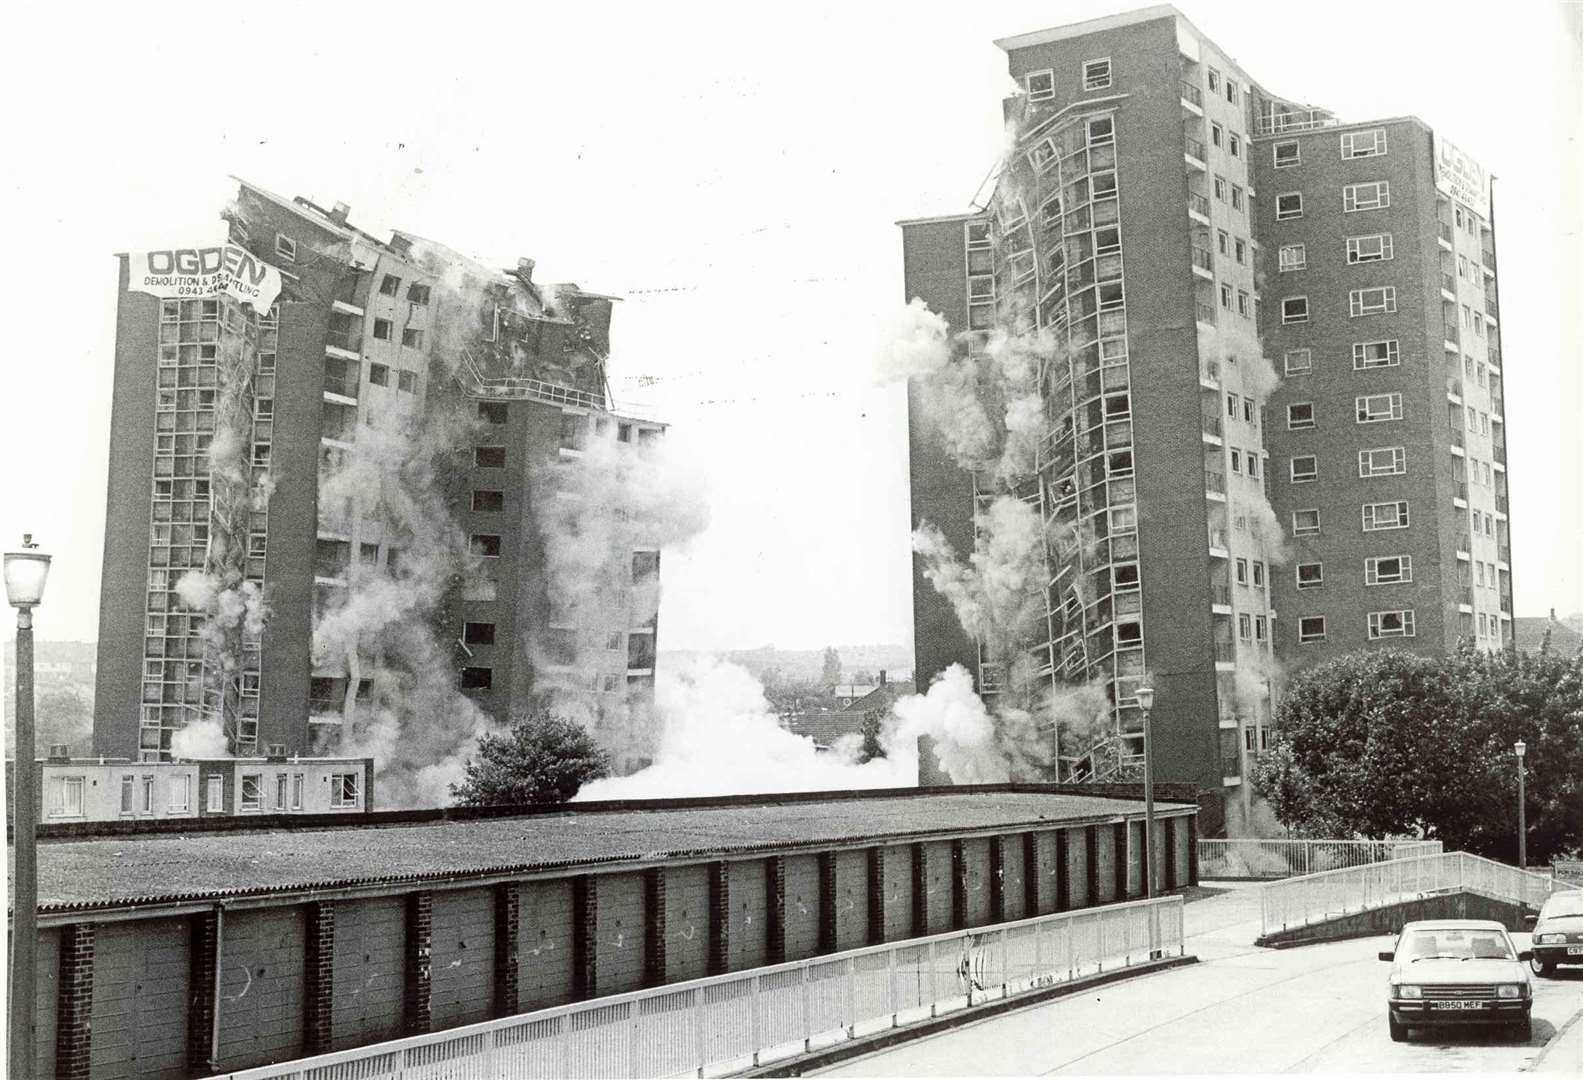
[407,283,432,305]
[470,534,502,558]
[373,318,392,341]
[401,328,424,349]
[478,402,508,425]
[369,363,390,387]
[379,275,402,296]
[472,490,504,512]
[463,622,496,646]
[459,666,493,690]
[631,550,660,582]
[398,370,417,393]
[474,446,506,468]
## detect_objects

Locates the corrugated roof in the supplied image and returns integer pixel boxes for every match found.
[17,789,1192,915]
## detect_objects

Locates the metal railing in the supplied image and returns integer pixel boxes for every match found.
[1211,584,1231,606]
[1439,222,1454,245]
[1200,359,1220,385]
[1255,108,1338,136]
[455,349,609,412]
[1180,81,1203,107]
[1199,839,1442,881]
[1191,247,1214,273]
[1204,468,1226,494]
[212,897,1186,1080]
[1195,302,1217,326]
[1185,136,1207,162]
[1202,415,1222,438]
[1441,273,1456,295]
[1260,851,1572,937]
[1213,642,1236,664]
[1188,193,1211,219]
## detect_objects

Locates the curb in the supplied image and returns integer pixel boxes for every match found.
[736,953,1199,1077]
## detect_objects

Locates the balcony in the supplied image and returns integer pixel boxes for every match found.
[1441,272,1456,296]
[1255,108,1337,136]
[1205,468,1226,495]
[1189,193,1211,222]
[1446,377,1462,401]
[1486,299,1499,320]
[1196,302,1217,326]
[1500,593,1513,614]
[1496,494,1508,514]
[1482,248,1497,274]
[1181,80,1204,110]
[1449,427,1464,450]
[1457,533,1471,554]
[1202,415,1223,441]
[1487,346,1501,369]
[1208,529,1229,554]
[1214,642,1237,665]
[1443,321,1460,345]
[1498,543,1511,564]
[1459,586,1474,608]
[1191,246,1214,277]
[1454,481,1468,502]
[1493,444,1506,465]
[1185,136,1208,168]
[1438,222,1454,247]
[1211,584,1232,607]
[1200,359,1221,387]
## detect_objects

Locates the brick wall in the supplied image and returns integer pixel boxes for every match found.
[304,902,334,1056]
[52,924,87,1080]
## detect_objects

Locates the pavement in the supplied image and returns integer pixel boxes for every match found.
[811,882,1583,1076]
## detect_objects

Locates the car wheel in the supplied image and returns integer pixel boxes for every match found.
[1513,1018,1532,1042]
[1530,956,1555,977]
[1388,1014,1408,1043]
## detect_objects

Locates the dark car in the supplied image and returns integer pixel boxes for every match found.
[1528,888,1583,976]
[1379,920,1534,1042]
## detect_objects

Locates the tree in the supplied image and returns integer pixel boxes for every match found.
[451,709,610,807]
[859,710,885,763]
[820,646,842,691]
[1251,644,1583,862]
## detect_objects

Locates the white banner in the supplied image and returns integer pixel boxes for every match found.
[1434,136,1490,220]
[127,244,284,310]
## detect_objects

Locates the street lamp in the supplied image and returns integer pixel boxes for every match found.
[1136,685,1156,900]
[1514,740,1527,870]
[7,533,52,1080]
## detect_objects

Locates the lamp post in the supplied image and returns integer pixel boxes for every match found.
[1136,685,1156,899]
[7,534,52,1080]
[1514,740,1527,870]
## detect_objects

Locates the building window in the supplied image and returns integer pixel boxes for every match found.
[470,534,502,558]
[1226,80,1239,104]
[478,402,508,425]
[240,774,262,811]
[1284,348,1312,375]
[1281,297,1309,324]
[1085,115,1114,146]
[1356,392,1404,423]
[1276,193,1303,220]
[1273,140,1300,168]
[1253,561,1266,588]
[1237,290,1250,317]
[369,363,389,387]
[1207,67,1221,93]
[1255,615,1268,642]
[1026,70,1055,101]
[274,774,288,811]
[373,318,392,341]
[398,370,417,393]
[1082,58,1112,90]
[379,275,402,296]
[1298,616,1327,643]
[632,550,661,582]
[460,666,493,690]
[463,622,496,646]
[1229,133,1241,159]
[274,233,297,262]
[120,775,135,814]
[1362,500,1410,531]
[1348,287,1396,317]
[1234,238,1247,265]
[1290,455,1318,482]
[401,328,424,349]
[1353,340,1400,369]
[1229,449,1242,474]
[1247,453,1261,479]
[1235,558,1248,585]
[331,773,361,807]
[1346,233,1394,264]
[472,490,504,512]
[1296,563,1324,590]
[406,283,432,305]
[1365,555,1413,586]
[1239,614,1252,640]
[474,446,505,468]
[1231,185,1244,211]
[1368,609,1416,639]
[1220,282,1233,309]
[291,774,304,810]
[1358,446,1406,477]
[1343,181,1390,212]
[168,775,190,812]
[1340,128,1388,159]
[1275,243,1304,273]
[1211,122,1224,148]
[1293,509,1321,536]
[1214,175,1227,201]
[206,774,225,812]
[1287,402,1315,429]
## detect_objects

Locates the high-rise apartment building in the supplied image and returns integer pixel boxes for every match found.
[95,181,668,777]
[901,5,1510,829]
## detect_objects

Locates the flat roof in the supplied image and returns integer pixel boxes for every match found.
[16,786,1194,915]
[993,4,1179,53]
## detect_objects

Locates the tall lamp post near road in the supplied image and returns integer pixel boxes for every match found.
[1514,740,1527,870]
[7,534,52,1080]
[1136,685,1156,899]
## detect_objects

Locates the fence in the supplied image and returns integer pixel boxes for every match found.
[211,896,1184,1080]
[1199,838,1441,881]
[1260,851,1571,937]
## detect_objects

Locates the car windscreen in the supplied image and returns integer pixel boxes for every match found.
[1542,892,1583,919]
[1399,928,1514,961]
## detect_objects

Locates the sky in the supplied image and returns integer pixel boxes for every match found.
[1,0,1578,656]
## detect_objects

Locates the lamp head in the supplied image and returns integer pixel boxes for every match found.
[1136,686,1155,712]
[4,534,51,610]
[1514,740,1526,759]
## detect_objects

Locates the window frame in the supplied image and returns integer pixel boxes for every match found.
[1289,454,1318,483]
[1358,446,1407,477]
[1281,296,1310,324]
[1275,192,1304,220]
[1348,286,1397,317]
[1273,140,1301,168]
[1356,392,1404,424]
[1340,128,1388,159]
[1286,402,1315,429]
[331,772,361,808]
[1362,500,1410,531]
[1292,509,1321,536]
[1278,244,1307,272]
[1284,348,1312,375]
[240,773,262,812]
[1364,554,1413,586]
[1367,609,1416,639]
[1352,339,1400,369]
[1025,69,1055,102]
[1345,233,1395,264]
[1082,58,1113,91]
[1297,616,1327,643]
[274,233,297,262]
[1343,180,1391,212]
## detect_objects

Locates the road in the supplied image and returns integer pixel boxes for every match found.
[815,883,1583,1075]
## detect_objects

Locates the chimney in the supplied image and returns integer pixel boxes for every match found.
[516,257,536,285]
[1551,608,1557,621]
[879,669,887,686]
[329,201,351,226]
[46,744,70,762]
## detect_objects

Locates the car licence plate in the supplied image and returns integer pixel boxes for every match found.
[1567,945,1583,956]
[1429,1001,1487,1010]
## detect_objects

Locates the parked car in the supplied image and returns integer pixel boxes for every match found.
[1378,920,1534,1042]
[1527,889,1583,976]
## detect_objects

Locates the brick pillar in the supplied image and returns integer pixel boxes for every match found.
[404,891,433,1034]
[495,883,520,1016]
[950,840,967,930]
[643,868,667,988]
[911,842,929,937]
[1113,822,1128,900]
[573,875,598,999]
[55,922,95,1080]
[766,857,787,965]
[304,901,335,1055]
[707,862,730,975]
[187,910,220,1075]
[1163,817,1177,892]
[1084,826,1099,908]
[1055,830,1071,912]
[988,836,1006,924]
[867,848,886,945]
[1022,833,1041,916]
[1187,816,1199,886]
[817,852,838,954]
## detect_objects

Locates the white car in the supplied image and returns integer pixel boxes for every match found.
[1378,920,1534,1042]
[1527,889,1583,976]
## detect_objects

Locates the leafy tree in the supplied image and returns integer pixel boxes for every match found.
[1252,644,1583,862]
[859,711,885,763]
[451,709,610,807]
[820,646,842,690]
[764,679,832,721]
